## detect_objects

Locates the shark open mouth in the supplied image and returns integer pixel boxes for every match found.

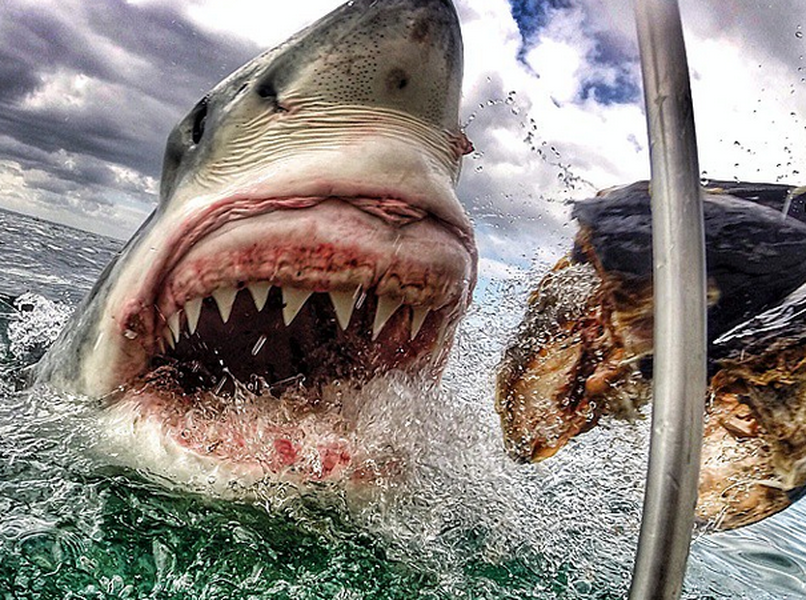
[136,196,472,393]
[154,283,445,397]
[108,196,475,481]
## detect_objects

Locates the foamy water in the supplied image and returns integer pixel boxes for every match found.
[1,210,805,598]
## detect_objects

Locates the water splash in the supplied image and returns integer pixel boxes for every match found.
[0,231,805,598]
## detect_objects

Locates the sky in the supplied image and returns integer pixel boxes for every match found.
[0,0,804,281]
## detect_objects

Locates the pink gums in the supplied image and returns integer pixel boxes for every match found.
[104,194,474,477]
[117,194,466,350]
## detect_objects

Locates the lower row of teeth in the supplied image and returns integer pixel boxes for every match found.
[160,283,433,347]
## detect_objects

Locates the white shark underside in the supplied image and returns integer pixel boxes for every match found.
[36,0,477,488]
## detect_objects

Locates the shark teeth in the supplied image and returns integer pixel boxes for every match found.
[248,282,271,312]
[185,298,202,335]
[410,306,430,341]
[212,287,238,323]
[167,312,181,342]
[329,286,361,330]
[373,296,404,340]
[283,287,313,326]
[161,282,441,347]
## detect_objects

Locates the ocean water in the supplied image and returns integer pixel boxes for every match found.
[1,206,805,599]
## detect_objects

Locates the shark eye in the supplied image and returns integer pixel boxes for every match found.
[256,79,277,100]
[191,98,209,145]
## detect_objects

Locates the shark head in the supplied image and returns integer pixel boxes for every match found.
[38,0,476,484]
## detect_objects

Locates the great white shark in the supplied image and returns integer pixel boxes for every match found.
[35,0,477,487]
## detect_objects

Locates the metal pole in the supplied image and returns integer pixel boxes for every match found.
[630,1,707,599]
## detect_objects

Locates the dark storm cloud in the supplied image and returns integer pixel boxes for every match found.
[0,0,260,198]
[0,50,42,104]
[0,132,151,206]
[0,8,110,102]
[82,2,260,107]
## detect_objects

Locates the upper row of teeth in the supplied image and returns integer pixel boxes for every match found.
[161,283,432,346]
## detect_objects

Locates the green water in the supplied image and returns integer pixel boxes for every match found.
[0,437,593,600]
[1,211,805,599]
[0,308,639,599]
[3,475,445,599]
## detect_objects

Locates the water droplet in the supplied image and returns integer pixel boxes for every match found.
[213,376,228,395]
[252,335,267,356]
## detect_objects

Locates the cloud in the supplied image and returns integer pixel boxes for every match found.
[572,0,806,183]
[0,0,802,273]
[0,0,260,237]
[453,0,651,271]
[457,0,804,274]
[182,0,346,47]
[0,159,151,238]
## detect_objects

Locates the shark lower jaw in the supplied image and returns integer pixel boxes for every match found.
[108,379,405,484]
[96,196,474,477]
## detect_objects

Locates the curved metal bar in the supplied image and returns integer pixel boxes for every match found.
[629,1,707,599]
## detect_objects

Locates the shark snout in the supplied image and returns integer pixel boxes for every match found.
[161,0,465,204]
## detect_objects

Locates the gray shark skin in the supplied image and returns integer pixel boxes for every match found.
[35,0,476,485]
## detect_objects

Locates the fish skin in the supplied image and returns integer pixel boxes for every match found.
[498,181,806,530]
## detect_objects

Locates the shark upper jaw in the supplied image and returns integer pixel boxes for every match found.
[86,114,477,400]
[110,187,475,393]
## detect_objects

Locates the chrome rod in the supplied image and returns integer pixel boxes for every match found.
[630,1,707,599]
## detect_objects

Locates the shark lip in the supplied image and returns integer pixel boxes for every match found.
[115,194,475,398]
